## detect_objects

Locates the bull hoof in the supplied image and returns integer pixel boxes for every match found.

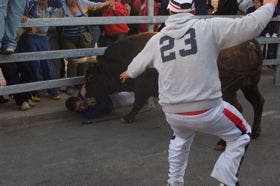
[214,140,226,151]
[251,128,261,139]
[214,144,226,151]
[121,116,134,123]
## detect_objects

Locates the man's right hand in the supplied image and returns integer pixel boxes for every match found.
[120,71,129,83]
[263,0,278,6]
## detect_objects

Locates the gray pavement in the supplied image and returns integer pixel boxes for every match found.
[0,69,279,186]
[0,92,72,130]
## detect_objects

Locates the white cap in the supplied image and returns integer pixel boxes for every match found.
[167,0,195,13]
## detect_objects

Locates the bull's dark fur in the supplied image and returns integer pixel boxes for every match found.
[86,33,158,122]
[213,0,265,150]
[86,32,264,140]
[215,39,265,150]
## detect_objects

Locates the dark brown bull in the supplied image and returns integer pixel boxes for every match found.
[85,32,264,147]
[86,33,159,123]
[219,40,265,140]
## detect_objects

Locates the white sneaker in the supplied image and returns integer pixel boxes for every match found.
[272,33,278,38]
[21,101,30,111]
[167,182,184,186]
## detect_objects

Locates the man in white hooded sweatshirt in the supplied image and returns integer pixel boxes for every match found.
[120,0,278,185]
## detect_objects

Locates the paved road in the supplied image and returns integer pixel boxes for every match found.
[0,69,279,186]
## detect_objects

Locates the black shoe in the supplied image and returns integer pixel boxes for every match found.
[0,96,9,103]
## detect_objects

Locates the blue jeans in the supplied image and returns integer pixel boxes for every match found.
[18,34,58,96]
[0,0,25,50]
[83,96,113,119]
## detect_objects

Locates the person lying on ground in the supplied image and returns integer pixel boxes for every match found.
[65,85,134,123]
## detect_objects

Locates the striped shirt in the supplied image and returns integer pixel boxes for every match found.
[63,14,87,38]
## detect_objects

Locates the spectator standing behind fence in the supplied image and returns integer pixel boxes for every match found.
[0,61,35,110]
[1,31,36,111]
[247,0,279,59]
[194,0,208,14]
[97,0,129,47]
[120,0,132,15]
[133,0,159,33]
[0,0,25,54]
[53,0,106,95]
[120,0,139,35]
[0,0,34,111]
[213,0,238,15]
[18,0,63,102]
[65,85,134,122]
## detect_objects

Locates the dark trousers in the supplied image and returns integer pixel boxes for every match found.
[83,96,113,119]
[61,37,88,77]
[0,62,30,105]
[195,0,208,15]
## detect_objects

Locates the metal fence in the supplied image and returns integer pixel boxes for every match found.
[1,14,280,96]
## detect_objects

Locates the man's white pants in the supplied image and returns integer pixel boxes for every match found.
[165,101,251,186]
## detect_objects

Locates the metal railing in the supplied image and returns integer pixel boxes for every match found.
[1,14,280,96]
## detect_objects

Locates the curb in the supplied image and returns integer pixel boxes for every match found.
[0,94,71,130]
[0,93,157,131]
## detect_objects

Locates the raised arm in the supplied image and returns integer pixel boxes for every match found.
[211,2,276,49]
[81,0,103,7]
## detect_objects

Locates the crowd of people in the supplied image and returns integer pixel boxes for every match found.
[0,0,162,110]
[0,0,279,112]
[247,0,279,59]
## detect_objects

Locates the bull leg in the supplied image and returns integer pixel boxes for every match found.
[223,94,243,113]
[241,85,265,139]
[122,90,151,123]
[215,92,243,151]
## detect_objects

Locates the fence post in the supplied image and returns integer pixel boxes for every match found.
[274,21,280,85]
[274,63,280,85]
[148,0,154,32]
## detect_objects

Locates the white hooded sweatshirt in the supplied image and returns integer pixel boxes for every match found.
[127,4,274,114]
